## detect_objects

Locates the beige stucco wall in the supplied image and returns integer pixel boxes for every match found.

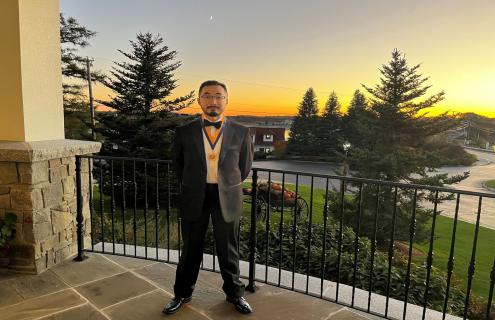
[0,0,64,142]
[0,1,25,141]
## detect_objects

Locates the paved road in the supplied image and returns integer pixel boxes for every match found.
[433,149,495,229]
[251,160,341,190]
[251,149,495,229]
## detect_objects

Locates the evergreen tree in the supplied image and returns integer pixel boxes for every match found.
[316,91,344,158]
[94,32,195,204]
[60,13,104,139]
[95,32,194,157]
[343,89,372,149]
[347,90,367,115]
[356,49,461,181]
[298,87,319,118]
[322,91,341,118]
[337,50,468,243]
[98,33,193,117]
[287,88,320,156]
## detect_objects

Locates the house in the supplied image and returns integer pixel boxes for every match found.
[248,126,286,153]
[229,117,292,153]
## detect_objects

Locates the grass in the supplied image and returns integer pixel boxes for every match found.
[486,180,495,189]
[414,215,495,298]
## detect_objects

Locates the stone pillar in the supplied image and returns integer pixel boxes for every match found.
[0,1,103,273]
[0,140,101,273]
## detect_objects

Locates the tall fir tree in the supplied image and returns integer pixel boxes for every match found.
[94,32,195,204]
[60,13,104,139]
[322,91,341,118]
[298,87,319,118]
[95,32,194,158]
[287,88,320,156]
[343,89,372,150]
[98,33,193,117]
[346,90,367,115]
[334,50,468,243]
[316,91,344,158]
[357,49,461,181]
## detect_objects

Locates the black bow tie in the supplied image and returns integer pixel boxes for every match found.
[204,119,222,129]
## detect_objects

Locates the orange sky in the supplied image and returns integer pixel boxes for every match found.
[63,0,495,118]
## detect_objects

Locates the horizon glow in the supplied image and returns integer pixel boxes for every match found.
[61,0,495,118]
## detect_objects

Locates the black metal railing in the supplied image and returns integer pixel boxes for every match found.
[74,155,495,320]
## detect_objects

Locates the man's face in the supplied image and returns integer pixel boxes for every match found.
[198,85,228,117]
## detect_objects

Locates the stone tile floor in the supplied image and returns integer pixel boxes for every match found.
[0,252,379,320]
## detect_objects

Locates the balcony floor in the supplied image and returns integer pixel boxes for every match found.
[0,252,379,320]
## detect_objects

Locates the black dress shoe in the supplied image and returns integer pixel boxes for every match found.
[162,296,192,314]
[226,296,253,314]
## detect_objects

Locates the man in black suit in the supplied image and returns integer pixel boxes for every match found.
[163,80,254,315]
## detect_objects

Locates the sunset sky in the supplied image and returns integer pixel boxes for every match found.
[60,0,495,117]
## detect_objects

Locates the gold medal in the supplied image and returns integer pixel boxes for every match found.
[208,153,216,160]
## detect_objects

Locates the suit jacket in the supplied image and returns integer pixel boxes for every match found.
[172,117,254,223]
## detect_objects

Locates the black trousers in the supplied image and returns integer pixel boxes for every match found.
[173,183,245,298]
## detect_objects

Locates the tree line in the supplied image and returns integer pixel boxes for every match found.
[286,50,475,243]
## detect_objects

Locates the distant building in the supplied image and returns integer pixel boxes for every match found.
[229,116,293,153]
[246,127,286,153]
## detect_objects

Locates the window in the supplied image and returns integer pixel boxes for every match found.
[263,134,273,142]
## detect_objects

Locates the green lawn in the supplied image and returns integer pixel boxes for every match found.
[414,215,495,298]
[486,180,495,189]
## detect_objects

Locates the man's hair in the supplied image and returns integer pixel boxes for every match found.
[198,80,228,95]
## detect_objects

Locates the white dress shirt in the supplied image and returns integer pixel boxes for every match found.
[202,116,224,183]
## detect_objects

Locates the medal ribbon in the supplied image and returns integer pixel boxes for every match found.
[202,117,227,150]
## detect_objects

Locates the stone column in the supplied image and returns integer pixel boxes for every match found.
[0,1,103,273]
[0,140,101,273]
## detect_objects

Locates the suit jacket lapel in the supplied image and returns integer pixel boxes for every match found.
[219,118,234,166]
[192,118,207,171]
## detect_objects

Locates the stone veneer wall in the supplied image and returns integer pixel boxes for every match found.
[0,140,100,273]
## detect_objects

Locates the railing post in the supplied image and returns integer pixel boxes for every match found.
[74,156,87,261]
[246,169,258,292]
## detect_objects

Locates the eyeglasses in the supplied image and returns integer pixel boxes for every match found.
[200,94,226,101]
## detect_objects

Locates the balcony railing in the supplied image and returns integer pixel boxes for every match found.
[74,155,495,320]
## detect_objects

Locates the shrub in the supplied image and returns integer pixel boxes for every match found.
[0,212,16,248]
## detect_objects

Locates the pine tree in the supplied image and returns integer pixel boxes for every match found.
[60,13,104,139]
[298,87,319,118]
[94,32,195,205]
[347,90,367,115]
[343,89,372,149]
[357,49,459,181]
[95,32,194,158]
[322,91,341,118]
[287,88,320,156]
[337,50,469,243]
[60,14,104,96]
[98,33,193,117]
[316,91,344,158]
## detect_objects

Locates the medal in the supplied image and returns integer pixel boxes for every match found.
[208,153,216,160]
[203,117,227,150]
